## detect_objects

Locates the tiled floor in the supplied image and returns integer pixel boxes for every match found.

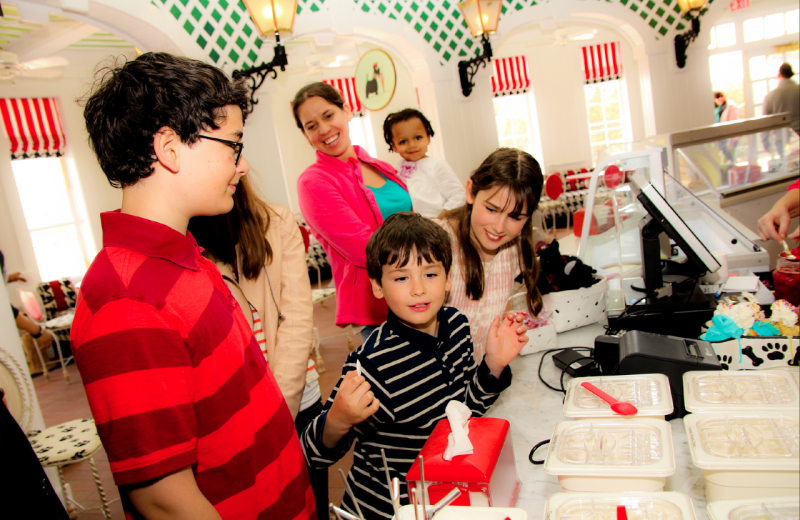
[33,293,357,519]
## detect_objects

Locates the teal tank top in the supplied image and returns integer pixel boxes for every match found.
[368,177,412,221]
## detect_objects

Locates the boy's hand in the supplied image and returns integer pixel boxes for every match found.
[484,312,528,378]
[322,370,380,448]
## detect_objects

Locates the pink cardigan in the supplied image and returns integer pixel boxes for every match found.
[297,146,409,327]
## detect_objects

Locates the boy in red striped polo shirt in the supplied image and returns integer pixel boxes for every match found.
[72,53,376,520]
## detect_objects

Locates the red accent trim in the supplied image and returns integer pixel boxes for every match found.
[582,42,623,83]
[491,56,530,95]
[323,78,364,115]
[49,280,68,312]
[0,97,67,158]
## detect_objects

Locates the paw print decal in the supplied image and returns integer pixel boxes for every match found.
[717,354,732,370]
[762,343,788,361]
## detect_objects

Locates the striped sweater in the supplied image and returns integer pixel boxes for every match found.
[301,306,511,519]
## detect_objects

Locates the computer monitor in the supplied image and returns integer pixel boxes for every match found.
[629,172,721,293]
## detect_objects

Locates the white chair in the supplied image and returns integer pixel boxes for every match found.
[19,288,74,384]
[0,346,111,518]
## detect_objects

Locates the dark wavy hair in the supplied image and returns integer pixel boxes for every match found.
[382,108,435,152]
[442,148,544,316]
[367,212,452,284]
[292,82,345,131]
[81,52,250,188]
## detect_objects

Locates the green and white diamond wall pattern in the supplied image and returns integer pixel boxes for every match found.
[154,0,710,71]
[152,0,266,70]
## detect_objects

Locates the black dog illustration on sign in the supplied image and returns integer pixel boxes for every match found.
[365,63,384,98]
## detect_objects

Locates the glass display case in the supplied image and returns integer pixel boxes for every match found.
[664,113,798,203]
[560,145,770,317]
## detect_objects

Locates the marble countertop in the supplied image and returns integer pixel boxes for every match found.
[486,323,710,520]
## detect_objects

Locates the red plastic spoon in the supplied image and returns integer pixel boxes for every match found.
[581,382,638,416]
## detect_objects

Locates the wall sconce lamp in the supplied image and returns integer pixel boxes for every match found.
[457,0,502,97]
[674,0,707,69]
[233,0,298,109]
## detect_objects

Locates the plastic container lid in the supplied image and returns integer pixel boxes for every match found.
[395,505,527,520]
[543,418,676,477]
[684,411,800,471]
[766,366,800,389]
[683,371,799,413]
[563,374,674,418]
[707,496,799,520]
[544,492,696,520]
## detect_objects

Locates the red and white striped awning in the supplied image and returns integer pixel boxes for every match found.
[491,56,530,96]
[581,42,622,84]
[0,98,66,160]
[323,78,364,116]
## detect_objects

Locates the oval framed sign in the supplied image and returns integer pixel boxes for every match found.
[355,49,396,111]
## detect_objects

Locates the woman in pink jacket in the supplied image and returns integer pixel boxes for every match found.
[294,82,412,340]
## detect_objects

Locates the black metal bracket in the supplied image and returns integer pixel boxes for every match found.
[232,31,288,111]
[458,33,493,97]
[674,9,706,69]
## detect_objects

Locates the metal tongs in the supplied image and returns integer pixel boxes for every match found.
[409,454,461,520]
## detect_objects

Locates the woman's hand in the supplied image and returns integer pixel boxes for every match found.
[484,312,528,378]
[322,370,380,448]
[758,190,800,242]
[6,272,26,283]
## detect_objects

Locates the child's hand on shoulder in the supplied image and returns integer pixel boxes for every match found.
[323,370,380,448]
[484,312,528,378]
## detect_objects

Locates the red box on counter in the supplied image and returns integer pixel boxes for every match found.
[406,418,519,508]
[728,164,762,186]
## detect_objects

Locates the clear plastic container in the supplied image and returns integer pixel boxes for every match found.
[683,371,799,413]
[544,492,696,520]
[543,419,676,492]
[563,374,674,420]
[684,411,800,502]
[767,366,800,389]
[707,496,799,520]
[394,505,527,519]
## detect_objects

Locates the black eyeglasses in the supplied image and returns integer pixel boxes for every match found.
[198,135,244,165]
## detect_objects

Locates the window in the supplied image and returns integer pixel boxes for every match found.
[717,23,737,48]
[584,80,627,166]
[348,115,377,157]
[494,95,532,151]
[493,94,544,164]
[749,49,800,116]
[709,51,745,114]
[11,157,95,281]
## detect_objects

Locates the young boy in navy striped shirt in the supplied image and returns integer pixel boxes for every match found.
[301,212,528,519]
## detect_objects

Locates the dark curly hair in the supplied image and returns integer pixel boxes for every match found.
[81,52,250,188]
[382,108,435,152]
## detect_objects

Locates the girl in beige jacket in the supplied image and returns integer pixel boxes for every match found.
[189,176,325,514]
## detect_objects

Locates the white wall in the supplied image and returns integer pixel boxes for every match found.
[0,54,125,294]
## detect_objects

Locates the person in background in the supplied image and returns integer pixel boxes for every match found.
[301,212,528,519]
[758,178,799,243]
[714,91,741,164]
[382,108,466,218]
[1,388,69,519]
[1,250,54,351]
[763,63,800,136]
[74,52,317,519]
[188,175,328,515]
[714,91,740,123]
[438,148,545,363]
[762,63,800,159]
[294,82,412,343]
